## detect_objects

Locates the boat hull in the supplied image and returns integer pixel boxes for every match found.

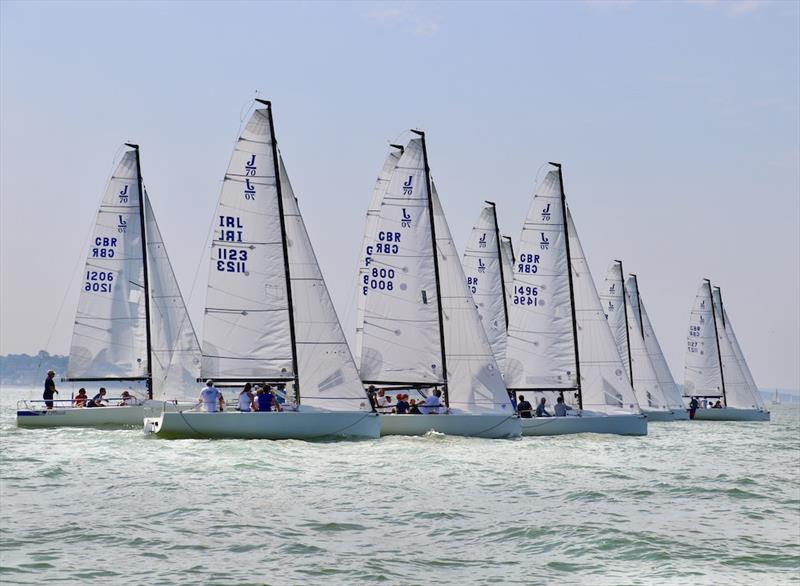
[642,409,676,422]
[670,409,690,421]
[691,408,770,422]
[520,413,647,436]
[144,410,380,440]
[16,405,145,428]
[379,413,521,438]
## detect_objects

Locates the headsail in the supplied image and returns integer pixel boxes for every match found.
[358,138,444,385]
[721,306,765,409]
[67,150,149,381]
[505,169,577,390]
[683,281,722,397]
[462,203,509,373]
[567,211,640,413]
[628,275,686,411]
[433,188,511,413]
[500,236,515,310]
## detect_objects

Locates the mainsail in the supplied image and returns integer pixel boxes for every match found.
[462,203,510,373]
[628,275,686,411]
[601,262,668,410]
[202,102,369,411]
[683,280,722,396]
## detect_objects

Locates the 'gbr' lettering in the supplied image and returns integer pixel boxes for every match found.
[517,252,540,274]
[91,236,117,258]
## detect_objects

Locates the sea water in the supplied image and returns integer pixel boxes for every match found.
[1,385,798,585]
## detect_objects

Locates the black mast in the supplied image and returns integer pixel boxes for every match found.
[552,162,583,410]
[125,143,153,400]
[630,273,646,338]
[617,260,634,386]
[713,284,728,406]
[706,279,726,406]
[486,201,510,328]
[413,129,449,407]
[260,99,301,405]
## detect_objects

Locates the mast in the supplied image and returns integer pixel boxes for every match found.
[125,143,153,400]
[413,129,449,407]
[630,273,645,338]
[551,163,582,409]
[617,260,634,385]
[260,99,301,404]
[486,201,510,328]
[706,279,726,406]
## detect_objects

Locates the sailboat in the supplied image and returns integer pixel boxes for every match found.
[356,132,520,438]
[462,202,513,374]
[626,274,690,420]
[683,280,769,421]
[772,390,781,405]
[17,145,201,428]
[145,100,379,440]
[600,261,676,421]
[505,164,647,436]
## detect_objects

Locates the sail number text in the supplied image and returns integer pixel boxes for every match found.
[517,253,540,274]
[513,285,539,306]
[216,216,248,273]
[85,270,113,293]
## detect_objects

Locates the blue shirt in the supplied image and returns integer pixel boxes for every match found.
[257,392,274,412]
[396,400,410,414]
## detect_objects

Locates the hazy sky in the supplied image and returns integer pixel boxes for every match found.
[2,0,798,390]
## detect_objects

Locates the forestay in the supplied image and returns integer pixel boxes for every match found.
[462,204,508,373]
[567,211,640,413]
[355,148,402,366]
[144,193,201,401]
[359,139,444,384]
[628,276,686,411]
[505,169,576,390]
[433,187,511,413]
[601,263,666,410]
[712,289,763,410]
[67,151,148,380]
[683,281,721,396]
[280,157,370,411]
[201,108,294,381]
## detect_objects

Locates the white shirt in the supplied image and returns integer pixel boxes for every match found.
[238,393,252,412]
[421,394,441,415]
[200,386,222,412]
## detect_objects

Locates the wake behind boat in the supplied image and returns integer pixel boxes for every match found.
[17,145,201,428]
[145,100,379,440]
[355,133,519,439]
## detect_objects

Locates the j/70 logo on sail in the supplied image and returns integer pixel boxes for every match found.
[117,215,127,233]
[541,203,551,221]
[539,233,550,250]
[478,233,487,248]
[401,208,412,228]
[402,175,413,195]
[478,259,486,273]
[118,185,129,203]
[245,154,257,177]
[244,178,256,200]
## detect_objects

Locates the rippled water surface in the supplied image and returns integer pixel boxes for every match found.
[1,386,798,585]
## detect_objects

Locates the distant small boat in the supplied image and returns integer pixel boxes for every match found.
[683,281,769,421]
[772,390,781,405]
[17,145,201,428]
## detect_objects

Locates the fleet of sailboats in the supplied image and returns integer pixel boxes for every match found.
[17,100,773,437]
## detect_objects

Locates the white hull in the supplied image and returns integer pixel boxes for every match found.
[379,413,521,438]
[670,409,690,421]
[691,408,770,422]
[520,413,647,436]
[144,410,380,440]
[642,409,676,422]
[17,405,145,428]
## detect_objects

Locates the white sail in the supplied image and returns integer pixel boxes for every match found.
[433,187,511,413]
[505,169,577,390]
[713,289,763,410]
[601,263,668,410]
[67,150,148,380]
[628,276,686,410]
[355,148,403,366]
[722,305,765,409]
[359,138,444,384]
[500,236,515,310]
[280,157,370,411]
[201,108,294,381]
[567,211,640,413]
[462,204,509,373]
[144,193,202,401]
[683,281,721,396]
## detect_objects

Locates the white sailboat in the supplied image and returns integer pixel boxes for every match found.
[145,100,379,439]
[772,390,781,405]
[600,261,676,421]
[683,280,769,421]
[505,164,647,436]
[17,146,201,428]
[462,202,512,375]
[357,132,520,438]
[624,274,690,420]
